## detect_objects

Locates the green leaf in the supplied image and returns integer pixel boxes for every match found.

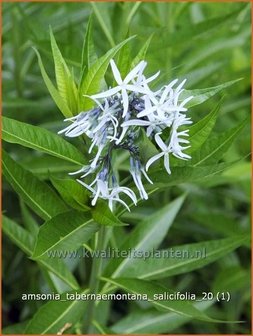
[115,33,132,80]
[191,118,247,166]
[80,36,135,109]
[2,215,79,290]
[112,301,213,334]
[104,195,185,278]
[2,117,86,165]
[3,215,34,254]
[101,277,220,322]
[25,289,88,334]
[131,34,153,69]
[187,99,221,153]
[91,200,126,227]
[80,14,97,86]
[2,321,29,335]
[158,8,244,48]
[21,156,78,178]
[91,2,115,47]
[191,211,245,237]
[50,28,79,114]
[51,177,90,211]
[118,235,248,280]
[146,161,235,189]
[181,79,242,108]
[2,151,67,220]
[81,15,97,70]
[33,47,73,118]
[32,210,99,259]
[20,199,39,235]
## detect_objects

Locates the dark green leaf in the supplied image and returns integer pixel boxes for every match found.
[91,200,126,227]
[104,195,185,278]
[51,177,90,211]
[25,290,88,334]
[2,117,86,165]
[101,277,221,322]
[118,235,249,280]
[2,215,79,290]
[32,210,99,259]
[2,150,67,220]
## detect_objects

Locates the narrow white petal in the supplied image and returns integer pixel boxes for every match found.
[125,84,151,95]
[68,167,85,175]
[77,179,95,193]
[146,152,164,171]
[122,120,150,127]
[124,60,146,83]
[91,87,120,99]
[180,95,194,108]
[164,153,171,175]
[145,70,160,84]
[155,133,167,151]
[136,175,148,200]
[110,59,123,84]
[121,89,129,117]
[141,168,153,184]
[115,126,129,145]
[113,197,130,212]
[176,79,187,93]
[116,187,137,204]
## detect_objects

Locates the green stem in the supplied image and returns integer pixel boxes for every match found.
[83,225,106,334]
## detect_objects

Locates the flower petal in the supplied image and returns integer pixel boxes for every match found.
[164,153,171,175]
[146,152,164,171]
[110,59,123,84]
[91,87,120,99]
[155,133,167,151]
[124,60,146,83]
[122,119,150,127]
[121,89,129,117]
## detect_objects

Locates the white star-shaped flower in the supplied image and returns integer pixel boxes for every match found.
[90,60,151,117]
[146,133,172,174]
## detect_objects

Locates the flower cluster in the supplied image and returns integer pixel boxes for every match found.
[59,59,193,211]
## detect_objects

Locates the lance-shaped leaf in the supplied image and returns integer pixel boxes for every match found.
[141,161,232,191]
[104,195,185,278]
[118,235,249,280]
[131,34,153,69]
[180,79,242,108]
[2,216,79,290]
[2,151,67,220]
[81,14,97,75]
[80,36,135,109]
[112,301,213,334]
[51,177,90,211]
[191,118,247,166]
[50,27,78,114]
[25,289,88,334]
[33,47,73,118]
[187,99,221,153]
[2,117,85,166]
[91,200,126,227]
[101,277,221,322]
[32,210,99,259]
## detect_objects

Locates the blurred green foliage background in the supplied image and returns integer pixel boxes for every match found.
[2,2,251,334]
